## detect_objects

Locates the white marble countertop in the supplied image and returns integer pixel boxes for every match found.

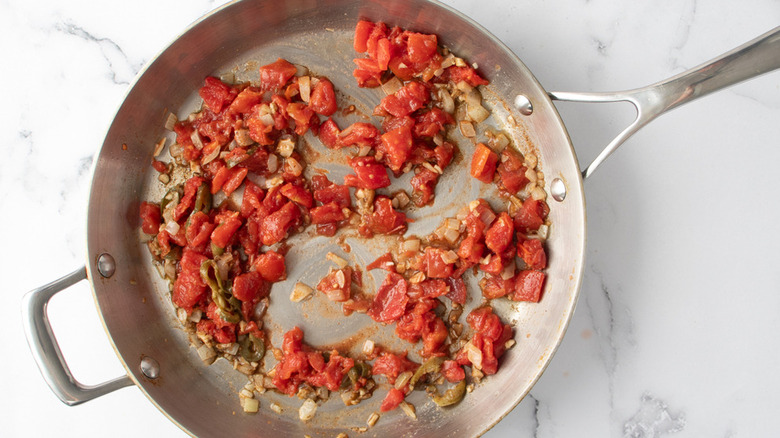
[3,1,779,437]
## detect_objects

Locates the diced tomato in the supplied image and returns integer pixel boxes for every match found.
[286,102,318,135]
[318,118,341,148]
[309,78,337,116]
[433,142,455,169]
[395,299,438,343]
[444,65,489,87]
[497,149,529,194]
[380,388,405,412]
[379,124,413,173]
[484,212,514,254]
[253,250,286,282]
[344,156,391,189]
[518,238,547,270]
[410,167,439,207]
[354,20,374,53]
[377,81,430,117]
[228,87,264,117]
[376,37,391,70]
[366,252,395,271]
[312,175,351,208]
[185,211,215,249]
[173,176,206,221]
[139,202,161,235]
[263,185,287,213]
[317,267,353,302]
[240,180,264,218]
[232,271,265,302]
[513,197,550,232]
[479,254,506,276]
[152,160,168,173]
[310,202,348,224]
[470,143,498,183]
[480,275,514,299]
[365,21,388,60]
[353,68,382,88]
[442,360,465,383]
[372,352,418,384]
[444,277,467,304]
[368,272,408,323]
[172,249,208,311]
[316,223,338,237]
[457,235,484,265]
[419,279,449,299]
[414,107,453,138]
[199,76,236,113]
[339,122,379,148]
[259,58,298,90]
[363,196,407,235]
[211,165,248,196]
[279,182,313,208]
[424,247,454,278]
[261,201,300,246]
[512,270,546,302]
[210,211,242,248]
[406,32,438,64]
[239,147,271,175]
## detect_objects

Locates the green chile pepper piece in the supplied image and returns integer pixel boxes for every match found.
[240,334,265,362]
[432,380,467,407]
[409,356,444,389]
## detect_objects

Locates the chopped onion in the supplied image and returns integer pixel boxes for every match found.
[367,412,380,427]
[441,250,459,264]
[464,342,483,369]
[201,143,221,165]
[299,399,317,422]
[285,157,303,177]
[443,228,460,245]
[270,402,282,414]
[399,401,417,420]
[438,88,454,114]
[402,238,421,252]
[188,308,203,323]
[362,339,375,356]
[479,208,496,227]
[153,137,167,157]
[381,77,402,96]
[290,283,313,302]
[500,261,516,280]
[197,344,216,364]
[299,76,311,102]
[327,252,349,269]
[459,120,476,138]
[467,103,490,123]
[190,130,204,150]
[235,129,254,147]
[525,167,538,184]
[267,154,279,173]
[242,397,259,414]
[165,221,180,236]
[254,298,269,321]
[164,112,178,131]
[525,152,538,169]
[531,186,547,201]
[441,55,455,69]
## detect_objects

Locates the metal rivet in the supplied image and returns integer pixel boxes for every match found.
[140,356,160,379]
[97,253,116,278]
[514,95,533,116]
[550,178,566,202]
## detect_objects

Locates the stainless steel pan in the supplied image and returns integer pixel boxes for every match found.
[22,0,780,436]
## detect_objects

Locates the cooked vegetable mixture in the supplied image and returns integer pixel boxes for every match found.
[140,19,549,425]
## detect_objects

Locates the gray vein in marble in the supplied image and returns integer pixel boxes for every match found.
[527,393,540,437]
[54,21,142,85]
[623,393,685,437]
[668,0,696,72]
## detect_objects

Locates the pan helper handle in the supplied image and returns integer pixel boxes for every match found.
[22,267,133,406]
[549,26,780,180]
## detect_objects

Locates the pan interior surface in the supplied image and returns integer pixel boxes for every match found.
[85,0,586,436]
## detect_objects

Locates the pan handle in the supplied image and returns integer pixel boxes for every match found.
[549,26,780,180]
[22,267,133,406]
